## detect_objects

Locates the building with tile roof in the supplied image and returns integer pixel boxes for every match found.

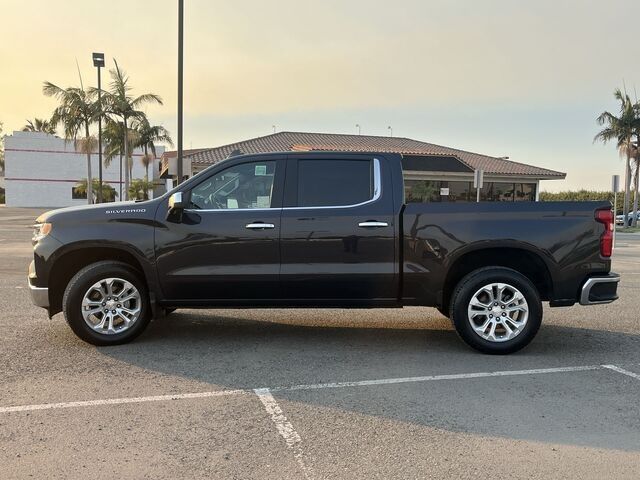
[161,131,565,202]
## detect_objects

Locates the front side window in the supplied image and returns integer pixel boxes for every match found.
[189,161,276,209]
[297,159,373,207]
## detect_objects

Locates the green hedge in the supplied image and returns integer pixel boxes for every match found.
[539,190,631,213]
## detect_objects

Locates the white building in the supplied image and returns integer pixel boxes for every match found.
[4,131,165,207]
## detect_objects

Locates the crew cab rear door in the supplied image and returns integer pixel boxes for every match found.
[154,155,285,302]
[280,154,397,304]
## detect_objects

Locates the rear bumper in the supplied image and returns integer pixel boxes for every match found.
[579,273,620,305]
[28,260,49,308]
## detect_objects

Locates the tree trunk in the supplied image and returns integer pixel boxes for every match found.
[123,117,129,201]
[623,149,631,229]
[632,158,639,227]
[85,123,93,205]
[119,153,123,200]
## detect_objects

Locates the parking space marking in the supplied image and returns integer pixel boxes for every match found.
[0,389,248,413]
[269,365,601,392]
[1,363,637,415]
[255,388,314,480]
[602,364,640,380]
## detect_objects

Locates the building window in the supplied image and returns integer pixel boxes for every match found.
[405,180,441,203]
[486,182,515,202]
[72,186,87,199]
[406,180,537,203]
[515,183,536,201]
[445,181,472,202]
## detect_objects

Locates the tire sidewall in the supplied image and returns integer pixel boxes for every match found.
[63,262,151,346]
[450,267,542,354]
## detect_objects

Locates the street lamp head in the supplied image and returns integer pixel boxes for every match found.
[92,52,105,67]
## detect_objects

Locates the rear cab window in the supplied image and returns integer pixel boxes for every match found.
[294,159,374,208]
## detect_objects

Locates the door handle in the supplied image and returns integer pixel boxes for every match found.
[246,222,275,230]
[358,221,389,228]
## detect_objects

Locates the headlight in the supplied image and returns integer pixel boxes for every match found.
[32,223,52,244]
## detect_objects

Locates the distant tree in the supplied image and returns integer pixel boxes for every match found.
[22,118,56,134]
[128,178,154,201]
[99,60,163,200]
[44,80,99,204]
[132,116,173,182]
[594,89,640,228]
[75,178,117,202]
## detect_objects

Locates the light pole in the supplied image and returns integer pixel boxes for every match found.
[177,0,184,186]
[92,52,105,203]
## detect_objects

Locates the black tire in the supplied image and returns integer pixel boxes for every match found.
[62,261,151,346]
[449,267,542,354]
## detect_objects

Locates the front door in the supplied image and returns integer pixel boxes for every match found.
[155,156,284,302]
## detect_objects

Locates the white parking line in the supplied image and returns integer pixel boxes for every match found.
[0,389,248,413]
[255,388,314,480]
[270,365,601,392]
[602,364,640,380]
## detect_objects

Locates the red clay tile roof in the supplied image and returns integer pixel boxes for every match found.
[169,132,565,179]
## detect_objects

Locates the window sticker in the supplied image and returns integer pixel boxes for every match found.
[227,198,239,209]
[255,165,267,176]
[256,196,270,208]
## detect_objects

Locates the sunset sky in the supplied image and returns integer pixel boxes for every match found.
[1,0,639,191]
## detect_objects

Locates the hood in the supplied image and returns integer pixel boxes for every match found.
[36,199,161,224]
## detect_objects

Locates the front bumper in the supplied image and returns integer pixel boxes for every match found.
[579,273,620,305]
[28,260,49,308]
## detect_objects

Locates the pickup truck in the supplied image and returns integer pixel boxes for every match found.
[28,151,620,354]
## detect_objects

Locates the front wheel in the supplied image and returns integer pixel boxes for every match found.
[62,261,151,346]
[449,267,542,354]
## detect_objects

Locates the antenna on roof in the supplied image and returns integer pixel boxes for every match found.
[355,124,361,135]
[387,126,393,137]
[272,125,277,134]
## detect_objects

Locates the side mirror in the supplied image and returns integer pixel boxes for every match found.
[168,191,186,211]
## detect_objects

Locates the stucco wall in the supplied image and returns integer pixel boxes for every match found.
[5,131,165,207]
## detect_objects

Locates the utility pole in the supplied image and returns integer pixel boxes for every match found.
[92,53,105,203]
[177,0,184,185]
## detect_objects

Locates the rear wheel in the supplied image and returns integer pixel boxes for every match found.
[63,261,151,346]
[449,267,542,354]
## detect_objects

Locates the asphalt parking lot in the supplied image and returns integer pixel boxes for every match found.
[1,206,639,479]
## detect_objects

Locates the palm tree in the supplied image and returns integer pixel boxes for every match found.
[44,81,98,204]
[98,60,163,200]
[103,119,140,198]
[594,88,640,228]
[22,118,56,134]
[132,117,173,182]
[75,178,118,202]
[128,178,155,201]
[629,141,639,227]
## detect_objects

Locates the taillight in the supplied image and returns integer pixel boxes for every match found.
[595,208,613,257]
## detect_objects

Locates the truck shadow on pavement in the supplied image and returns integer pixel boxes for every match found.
[97,309,640,452]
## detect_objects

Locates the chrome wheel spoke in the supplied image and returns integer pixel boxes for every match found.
[81,277,141,335]
[467,282,529,343]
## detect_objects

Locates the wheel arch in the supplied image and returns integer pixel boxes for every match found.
[47,242,154,316]
[441,245,554,312]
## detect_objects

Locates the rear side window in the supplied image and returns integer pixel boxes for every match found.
[297,159,373,207]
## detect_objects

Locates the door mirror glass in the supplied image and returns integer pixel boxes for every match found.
[168,191,186,211]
